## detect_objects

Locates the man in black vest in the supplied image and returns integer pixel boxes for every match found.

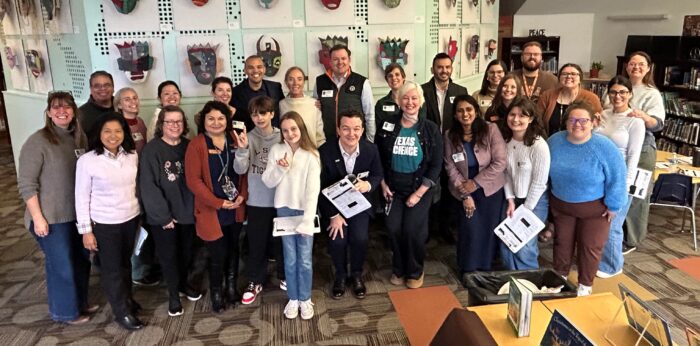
[421,53,468,133]
[231,55,285,130]
[314,45,375,142]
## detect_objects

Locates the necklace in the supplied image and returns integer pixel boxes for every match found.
[557,88,579,128]
[522,71,539,99]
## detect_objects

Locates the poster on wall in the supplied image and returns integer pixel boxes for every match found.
[2,38,30,91]
[438,0,459,25]
[175,35,231,97]
[1,0,22,35]
[24,38,54,94]
[17,0,45,36]
[438,28,460,76]
[461,0,479,24]
[480,0,497,24]
[368,27,415,88]
[683,15,700,36]
[108,38,166,100]
[102,0,159,33]
[460,26,479,78]
[367,0,416,25]
[172,0,226,31]
[305,0,354,27]
[41,0,74,34]
[242,32,295,89]
[305,30,353,92]
[240,0,292,28]
[479,25,498,73]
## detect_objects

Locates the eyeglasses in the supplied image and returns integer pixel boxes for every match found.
[523,53,542,58]
[627,63,648,68]
[608,90,630,97]
[560,72,580,78]
[163,120,183,126]
[567,118,590,127]
[488,70,505,76]
[91,83,113,90]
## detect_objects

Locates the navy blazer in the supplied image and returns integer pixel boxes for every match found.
[318,139,384,220]
[231,79,284,130]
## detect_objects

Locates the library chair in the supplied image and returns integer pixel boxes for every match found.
[650,173,697,251]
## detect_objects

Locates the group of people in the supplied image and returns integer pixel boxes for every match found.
[18,41,665,331]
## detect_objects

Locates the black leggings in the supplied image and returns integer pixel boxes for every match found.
[152,223,196,298]
[205,223,242,290]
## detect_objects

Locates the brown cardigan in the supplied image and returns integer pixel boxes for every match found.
[536,87,603,133]
[185,133,247,241]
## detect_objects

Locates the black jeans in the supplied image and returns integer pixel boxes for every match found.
[245,206,284,284]
[205,223,242,290]
[93,216,139,318]
[151,223,196,298]
[328,212,370,278]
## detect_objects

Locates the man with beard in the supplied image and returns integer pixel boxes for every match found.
[231,55,285,131]
[422,53,468,132]
[514,41,558,103]
[79,71,115,136]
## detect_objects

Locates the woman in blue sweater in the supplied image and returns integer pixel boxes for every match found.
[548,101,627,296]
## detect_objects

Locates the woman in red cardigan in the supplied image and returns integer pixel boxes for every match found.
[185,101,247,313]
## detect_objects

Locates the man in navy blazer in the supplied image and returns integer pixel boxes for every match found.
[319,110,383,299]
[231,55,285,130]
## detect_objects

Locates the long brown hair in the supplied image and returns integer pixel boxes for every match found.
[501,97,547,146]
[486,73,523,118]
[41,91,86,148]
[279,111,318,155]
[623,51,656,87]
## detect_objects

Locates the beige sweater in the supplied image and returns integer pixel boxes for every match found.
[279,96,326,147]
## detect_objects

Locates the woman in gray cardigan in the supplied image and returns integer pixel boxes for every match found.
[17,92,96,324]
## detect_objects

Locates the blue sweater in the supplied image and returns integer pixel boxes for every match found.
[548,132,627,211]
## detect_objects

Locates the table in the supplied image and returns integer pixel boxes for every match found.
[655,151,700,184]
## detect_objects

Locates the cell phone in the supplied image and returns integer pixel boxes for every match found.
[232,120,245,134]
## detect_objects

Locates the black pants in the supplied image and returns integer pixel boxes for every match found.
[328,212,370,278]
[246,206,284,284]
[93,217,139,318]
[205,223,242,290]
[151,223,196,298]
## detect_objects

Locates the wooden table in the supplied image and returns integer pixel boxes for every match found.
[655,150,700,211]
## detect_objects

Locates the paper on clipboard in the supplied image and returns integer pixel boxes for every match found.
[133,226,148,256]
[321,177,371,219]
[494,205,545,253]
[272,215,321,237]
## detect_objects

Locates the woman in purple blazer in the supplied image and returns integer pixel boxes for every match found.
[444,95,507,280]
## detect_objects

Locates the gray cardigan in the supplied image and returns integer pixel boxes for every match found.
[18,127,85,228]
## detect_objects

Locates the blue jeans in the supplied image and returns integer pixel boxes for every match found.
[277,208,314,301]
[599,197,632,275]
[500,194,548,270]
[30,222,91,322]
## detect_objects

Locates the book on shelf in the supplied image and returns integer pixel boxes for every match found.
[506,277,533,337]
[540,310,595,346]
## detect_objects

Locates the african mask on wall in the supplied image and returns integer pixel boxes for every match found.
[468,35,479,60]
[18,0,35,23]
[384,0,400,8]
[318,35,348,71]
[116,41,154,83]
[258,0,278,9]
[192,0,208,6]
[25,49,44,78]
[377,37,409,70]
[111,0,139,14]
[446,36,458,60]
[41,0,60,20]
[471,0,478,6]
[256,36,281,77]
[446,0,456,8]
[321,0,340,10]
[485,39,497,60]
[0,0,10,22]
[187,43,219,85]
[4,47,17,69]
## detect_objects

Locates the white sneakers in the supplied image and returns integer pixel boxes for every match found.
[283,299,314,320]
[577,284,593,297]
[596,269,623,279]
[280,280,287,291]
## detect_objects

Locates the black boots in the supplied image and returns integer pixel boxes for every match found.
[210,288,224,313]
[225,256,240,305]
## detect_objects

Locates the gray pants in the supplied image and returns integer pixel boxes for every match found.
[625,145,655,246]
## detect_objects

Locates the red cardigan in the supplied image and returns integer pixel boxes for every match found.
[185,133,247,241]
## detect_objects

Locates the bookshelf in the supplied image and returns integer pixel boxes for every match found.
[500,36,560,74]
[581,73,610,101]
[617,35,700,155]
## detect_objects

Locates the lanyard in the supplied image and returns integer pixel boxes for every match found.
[216,137,229,183]
[522,71,539,99]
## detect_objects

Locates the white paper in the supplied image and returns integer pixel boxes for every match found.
[133,226,148,256]
[494,205,545,253]
[321,177,371,219]
[629,168,652,200]
[272,215,320,237]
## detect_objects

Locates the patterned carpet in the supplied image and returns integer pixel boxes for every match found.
[0,140,698,345]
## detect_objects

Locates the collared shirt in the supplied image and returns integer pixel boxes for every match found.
[435,82,447,131]
[339,141,360,174]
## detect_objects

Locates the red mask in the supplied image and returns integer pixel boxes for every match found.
[321,0,341,10]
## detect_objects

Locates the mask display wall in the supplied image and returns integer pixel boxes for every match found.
[4,47,17,69]
[383,0,400,8]
[116,41,154,83]
[187,43,219,85]
[256,35,282,77]
[377,37,409,70]
[321,0,340,10]
[41,0,60,20]
[258,0,278,9]
[468,35,479,60]
[111,0,139,14]
[25,49,44,78]
[447,36,458,60]
[318,35,348,71]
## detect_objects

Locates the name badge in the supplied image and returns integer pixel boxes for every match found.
[321,90,334,98]
[449,96,456,104]
[382,104,396,112]
[74,149,85,158]
[357,171,369,179]
[452,152,465,162]
[208,149,220,154]
[382,122,395,131]
[132,132,144,141]
[479,99,492,107]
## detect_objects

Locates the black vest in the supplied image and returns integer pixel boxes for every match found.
[316,72,366,140]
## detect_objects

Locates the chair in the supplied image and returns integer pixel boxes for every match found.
[650,173,697,251]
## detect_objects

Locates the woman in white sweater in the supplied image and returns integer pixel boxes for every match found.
[501,97,550,270]
[279,67,325,147]
[262,111,321,321]
[596,76,645,278]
